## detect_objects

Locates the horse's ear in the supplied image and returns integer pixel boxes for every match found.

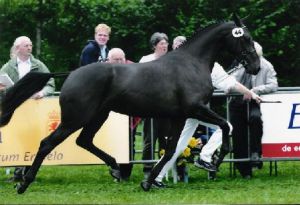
[232,13,243,27]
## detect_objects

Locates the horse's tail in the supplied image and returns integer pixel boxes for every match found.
[0,71,69,127]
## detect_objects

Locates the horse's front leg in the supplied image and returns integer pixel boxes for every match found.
[141,135,180,191]
[141,119,185,191]
[215,121,233,168]
[193,104,231,169]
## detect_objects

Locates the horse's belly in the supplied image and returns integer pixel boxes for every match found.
[111,103,182,118]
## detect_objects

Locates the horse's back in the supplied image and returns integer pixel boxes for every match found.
[61,63,113,96]
[111,53,213,117]
[59,56,213,120]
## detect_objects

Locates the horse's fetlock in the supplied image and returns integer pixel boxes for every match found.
[23,175,34,184]
[220,146,230,155]
[110,159,119,170]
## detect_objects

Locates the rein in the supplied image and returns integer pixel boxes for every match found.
[227,63,243,75]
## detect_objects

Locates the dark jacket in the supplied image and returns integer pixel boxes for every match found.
[79,40,109,66]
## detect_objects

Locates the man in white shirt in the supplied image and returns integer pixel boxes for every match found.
[0,36,55,182]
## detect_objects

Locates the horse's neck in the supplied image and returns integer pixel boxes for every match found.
[185,23,233,71]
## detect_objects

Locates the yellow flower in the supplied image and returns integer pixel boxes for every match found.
[188,137,198,148]
[182,147,191,158]
[159,149,165,157]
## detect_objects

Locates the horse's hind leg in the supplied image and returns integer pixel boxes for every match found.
[192,104,232,168]
[16,124,77,194]
[76,112,120,181]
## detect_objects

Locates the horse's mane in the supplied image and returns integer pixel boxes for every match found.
[177,20,231,49]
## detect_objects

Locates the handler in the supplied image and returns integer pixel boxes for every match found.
[153,50,262,187]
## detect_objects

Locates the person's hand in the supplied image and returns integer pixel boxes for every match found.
[243,92,252,101]
[250,90,262,104]
[0,83,6,91]
[243,90,262,104]
[31,91,44,99]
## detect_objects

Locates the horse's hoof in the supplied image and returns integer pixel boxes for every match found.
[140,180,151,192]
[109,168,121,182]
[15,182,28,194]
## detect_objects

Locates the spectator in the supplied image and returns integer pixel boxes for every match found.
[79,23,111,66]
[229,41,278,178]
[172,36,186,50]
[139,32,169,179]
[107,48,136,181]
[0,36,55,182]
[139,32,169,62]
[107,48,132,64]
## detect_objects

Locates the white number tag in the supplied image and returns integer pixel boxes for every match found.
[232,28,244,38]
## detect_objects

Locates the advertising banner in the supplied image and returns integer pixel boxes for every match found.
[261,93,300,158]
[0,97,129,166]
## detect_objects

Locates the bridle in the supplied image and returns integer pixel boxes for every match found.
[232,25,257,69]
[214,26,257,83]
[237,47,257,68]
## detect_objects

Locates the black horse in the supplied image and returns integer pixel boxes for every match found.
[0,14,259,194]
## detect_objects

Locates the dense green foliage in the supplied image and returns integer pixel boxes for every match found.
[1,162,300,204]
[0,0,299,89]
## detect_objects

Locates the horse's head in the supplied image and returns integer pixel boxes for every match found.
[227,14,260,75]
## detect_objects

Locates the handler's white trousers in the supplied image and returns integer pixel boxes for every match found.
[156,118,230,182]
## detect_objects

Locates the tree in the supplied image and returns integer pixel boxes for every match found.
[0,0,299,89]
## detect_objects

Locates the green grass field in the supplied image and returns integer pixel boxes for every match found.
[1,160,300,204]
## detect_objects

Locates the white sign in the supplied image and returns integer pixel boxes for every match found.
[261,93,300,157]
